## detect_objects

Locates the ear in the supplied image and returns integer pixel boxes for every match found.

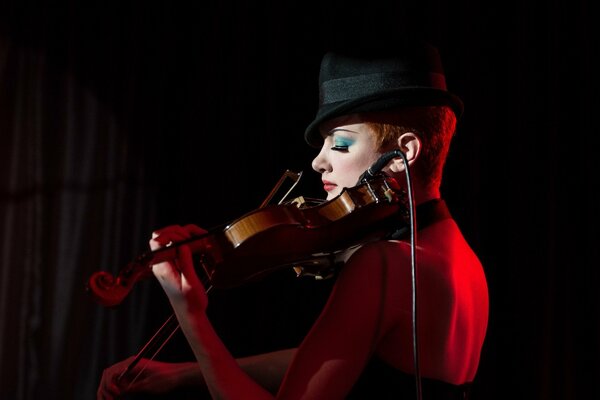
[387,132,421,173]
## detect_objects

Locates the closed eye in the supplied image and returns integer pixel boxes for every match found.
[331,145,349,152]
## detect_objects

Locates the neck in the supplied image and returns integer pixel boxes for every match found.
[389,172,440,206]
[413,185,440,206]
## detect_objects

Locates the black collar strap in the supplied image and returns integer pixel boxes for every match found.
[388,198,452,240]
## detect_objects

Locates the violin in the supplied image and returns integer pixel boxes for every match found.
[87,174,408,308]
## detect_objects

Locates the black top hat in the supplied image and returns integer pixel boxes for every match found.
[304,41,464,147]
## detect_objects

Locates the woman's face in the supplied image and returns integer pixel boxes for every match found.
[311,115,382,200]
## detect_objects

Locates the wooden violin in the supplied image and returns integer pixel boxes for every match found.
[87,174,408,308]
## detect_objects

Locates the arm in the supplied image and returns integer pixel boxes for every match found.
[151,225,282,399]
[97,348,295,398]
[175,347,296,394]
[236,348,296,394]
[156,348,295,393]
[152,226,389,399]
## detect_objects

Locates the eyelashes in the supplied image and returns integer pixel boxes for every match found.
[330,145,349,152]
[330,137,354,152]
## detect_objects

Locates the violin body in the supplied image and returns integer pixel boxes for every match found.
[87,175,408,307]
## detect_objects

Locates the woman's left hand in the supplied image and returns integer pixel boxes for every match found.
[150,224,209,312]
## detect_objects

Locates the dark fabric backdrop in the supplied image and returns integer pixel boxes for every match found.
[1,1,597,399]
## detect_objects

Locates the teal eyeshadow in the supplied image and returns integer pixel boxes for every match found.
[334,137,355,147]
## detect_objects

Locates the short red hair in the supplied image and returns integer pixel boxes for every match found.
[363,106,457,191]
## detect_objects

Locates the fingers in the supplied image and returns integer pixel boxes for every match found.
[183,224,207,236]
[176,244,209,311]
[176,244,196,282]
[160,243,204,292]
[98,368,125,399]
[150,224,207,250]
[148,224,208,309]
[153,224,207,240]
[150,229,186,250]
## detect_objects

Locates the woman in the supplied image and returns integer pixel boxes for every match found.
[99,41,489,399]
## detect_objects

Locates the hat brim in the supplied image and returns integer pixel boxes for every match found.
[304,87,464,147]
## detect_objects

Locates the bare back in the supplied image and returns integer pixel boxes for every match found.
[278,217,488,399]
[375,218,489,384]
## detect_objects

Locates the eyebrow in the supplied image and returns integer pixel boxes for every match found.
[328,128,359,135]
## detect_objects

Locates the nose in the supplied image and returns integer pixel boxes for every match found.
[311,144,331,174]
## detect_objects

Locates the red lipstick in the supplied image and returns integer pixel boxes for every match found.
[322,180,337,192]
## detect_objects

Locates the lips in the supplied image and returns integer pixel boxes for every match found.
[322,180,337,192]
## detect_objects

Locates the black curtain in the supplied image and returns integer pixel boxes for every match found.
[1,1,597,399]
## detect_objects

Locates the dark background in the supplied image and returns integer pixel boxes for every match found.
[0,1,598,399]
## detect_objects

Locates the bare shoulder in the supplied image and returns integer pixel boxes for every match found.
[336,239,412,283]
[342,220,484,285]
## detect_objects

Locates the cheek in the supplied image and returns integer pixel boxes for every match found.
[337,156,372,185]
[352,151,380,173]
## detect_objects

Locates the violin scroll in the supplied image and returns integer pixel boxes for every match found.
[87,257,154,307]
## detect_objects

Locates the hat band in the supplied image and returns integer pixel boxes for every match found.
[319,71,447,105]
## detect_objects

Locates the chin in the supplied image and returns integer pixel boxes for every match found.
[326,190,340,200]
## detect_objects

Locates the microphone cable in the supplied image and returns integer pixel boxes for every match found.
[359,149,421,400]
